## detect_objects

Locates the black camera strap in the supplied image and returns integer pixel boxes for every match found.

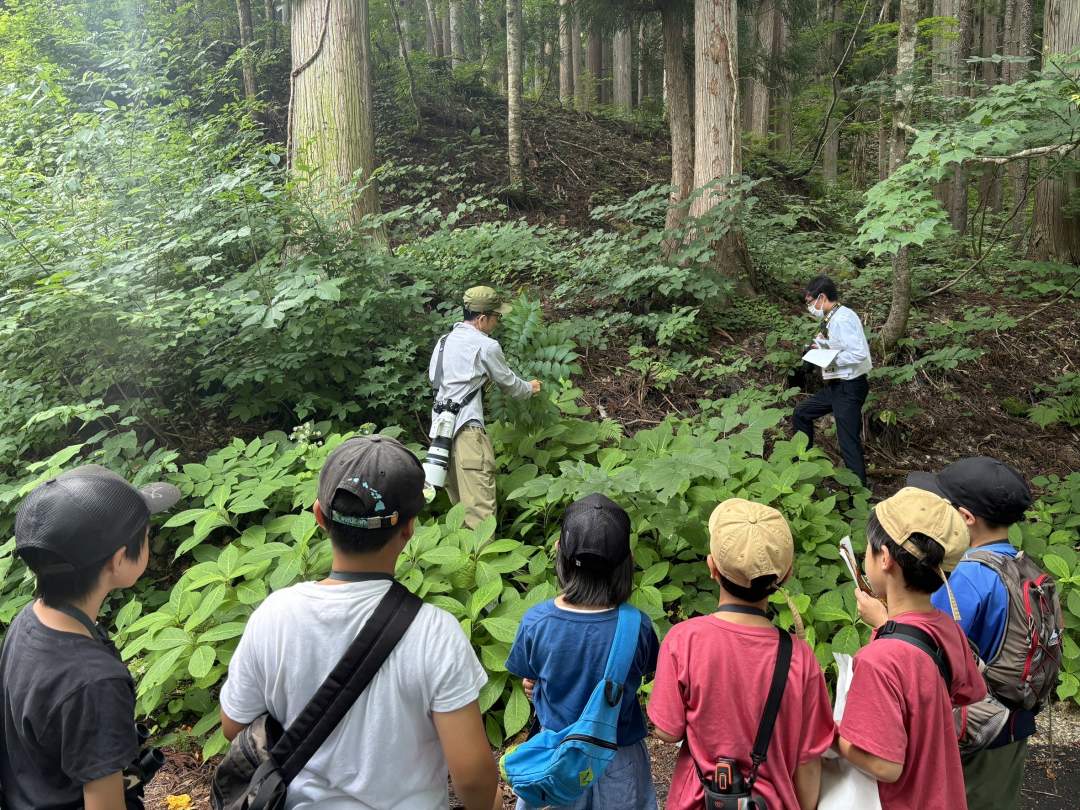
[876,620,953,689]
[56,603,111,646]
[692,625,793,792]
[715,604,770,619]
[432,334,482,413]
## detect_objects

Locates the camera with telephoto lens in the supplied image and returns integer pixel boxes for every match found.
[423,401,459,491]
[122,723,165,809]
[700,758,767,810]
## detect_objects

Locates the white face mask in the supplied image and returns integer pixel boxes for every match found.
[807,299,825,320]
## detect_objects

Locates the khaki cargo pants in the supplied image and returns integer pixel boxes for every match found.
[446,425,497,530]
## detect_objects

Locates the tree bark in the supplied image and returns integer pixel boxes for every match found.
[749,1,781,139]
[573,13,586,111]
[613,26,633,115]
[559,0,574,104]
[691,0,754,283]
[1005,0,1034,232]
[882,0,918,351]
[235,0,258,102]
[264,0,276,49]
[1029,0,1080,264]
[638,17,649,106]
[441,2,452,60]
[977,0,1003,211]
[389,0,422,132]
[290,0,382,238]
[932,0,974,233]
[661,0,693,236]
[822,0,842,182]
[424,0,440,56]
[601,37,613,105]
[449,0,464,67]
[584,28,602,111]
[507,0,523,186]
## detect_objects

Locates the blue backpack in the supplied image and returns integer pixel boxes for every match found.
[500,603,639,806]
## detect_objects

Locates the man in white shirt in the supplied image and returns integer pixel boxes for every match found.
[792,275,873,485]
[428,286,540,529]
[220,435,501,809]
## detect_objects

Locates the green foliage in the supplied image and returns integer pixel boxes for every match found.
[1028,373,1080,429]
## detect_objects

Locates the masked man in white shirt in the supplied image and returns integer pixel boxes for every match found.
[428,286,540,529]
[792,275,873,485]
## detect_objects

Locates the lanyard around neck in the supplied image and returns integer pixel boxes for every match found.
[327,571,395,583]
[715,604,771,619]
[56,604,110,644]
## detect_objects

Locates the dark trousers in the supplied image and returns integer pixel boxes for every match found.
[792,375,869,485]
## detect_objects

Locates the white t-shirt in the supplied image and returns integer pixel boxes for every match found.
[220,579,487,809]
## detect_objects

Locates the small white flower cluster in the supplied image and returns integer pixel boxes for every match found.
[289,422,324,447]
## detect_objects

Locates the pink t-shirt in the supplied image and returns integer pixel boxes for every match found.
[648,616,836,810]
[839,609,987,810]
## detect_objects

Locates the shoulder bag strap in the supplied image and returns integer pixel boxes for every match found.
[432,335,449,393]
[746,628,793,789]
[270,581,423,783]
[599,604,641,706]
[876,620,953,688]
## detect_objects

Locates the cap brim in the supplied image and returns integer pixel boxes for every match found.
[905,471,950,501]
[140,482,182,514]
[495,302,513,315]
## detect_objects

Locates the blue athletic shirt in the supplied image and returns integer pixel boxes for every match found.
[932,541,1036,745]
[505,600,659,746]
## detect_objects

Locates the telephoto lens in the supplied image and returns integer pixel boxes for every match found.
[423,409,455,490]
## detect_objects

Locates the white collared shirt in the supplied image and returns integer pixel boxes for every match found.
[427,321,533,437]
[817,305,872,380]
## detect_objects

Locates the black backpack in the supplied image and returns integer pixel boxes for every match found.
[211,581,421,810]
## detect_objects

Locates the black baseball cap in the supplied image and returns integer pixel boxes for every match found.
[318,435,426,530]
[15,465,181,575]
[907,457,1033,526]
[559,493,631,570]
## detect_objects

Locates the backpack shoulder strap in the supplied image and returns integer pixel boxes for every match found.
[877,621,953,689]
[747,628,793,787]
[271,581,423,783]
[432,335,449,393]
[599,604,642,705]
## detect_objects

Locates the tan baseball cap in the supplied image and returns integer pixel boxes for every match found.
[463,286,512,315]
[708,499,794,588]
[874,487,970,570]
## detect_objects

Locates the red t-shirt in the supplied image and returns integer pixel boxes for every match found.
[839,609,987,810]
[648,616,836,810]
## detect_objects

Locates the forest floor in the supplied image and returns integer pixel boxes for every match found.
[144,93,1079,807]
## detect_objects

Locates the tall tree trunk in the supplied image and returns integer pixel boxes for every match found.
[235,0,258,102]
[264,0,276,49]
[882,0,919,351]
[584,28,602,111]
[449,0,464,67]
[661,0,693,236]
[691,0,754,283]
[638,18,649,106]
[822,1,842,183]
[977,0,1003,212]
[1006,0,1034,234]
[559,0,574,104]
[932,0,973,233]
[389,0,422,132]
[773,13,791,151]
[424,0,440,56]
[749,2,780,138]
[613,26,633,115]
[507,0,524,187]
[441,2,452,60]
[290,0,381,238]
[1029,0,1080,264]
[877,0,894,181]
[573,13,586,110]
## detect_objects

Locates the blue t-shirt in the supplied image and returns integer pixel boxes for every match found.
[505,600,659,746]
[932,541,1036,745]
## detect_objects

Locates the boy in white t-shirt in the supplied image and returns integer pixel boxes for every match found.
[220,435,501,810]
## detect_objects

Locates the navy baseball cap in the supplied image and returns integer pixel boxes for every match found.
[559,493,631,569]
[907,457,1033,526]
[16,465,180,574]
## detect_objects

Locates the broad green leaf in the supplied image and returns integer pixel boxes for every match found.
[196,622,249,643]
[481,617,520,644]
[503,680,530,737]
[468,577,503,619]
[188,645,216,679]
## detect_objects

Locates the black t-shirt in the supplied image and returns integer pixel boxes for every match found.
[0,603,138,809]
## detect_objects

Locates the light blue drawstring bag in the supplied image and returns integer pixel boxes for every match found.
[500,603,638,806]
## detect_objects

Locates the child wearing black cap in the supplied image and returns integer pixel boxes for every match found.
[906,457,1041,810]
[0,465,180,810]
[219,435,501,810]
[506,493,660,809]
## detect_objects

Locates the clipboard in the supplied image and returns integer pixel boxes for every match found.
[802,348,840,368]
